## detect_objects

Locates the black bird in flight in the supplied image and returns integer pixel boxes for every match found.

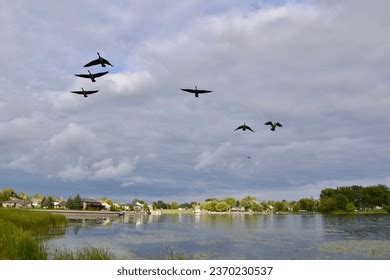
[180,86,212,98]
[75,70,108,82]
[84,52,113,67]
[71,87,98,98]
[265,121,283,131]
[234,123,255,133]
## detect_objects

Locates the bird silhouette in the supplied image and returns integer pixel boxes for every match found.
[180,86,212,98]
[75,70,108,82]
[264,121,283,131]
[84,52,113,67]
[71,87,98,98]
[234,123,255,133]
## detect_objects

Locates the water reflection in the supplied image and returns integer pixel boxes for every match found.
[44,213,390,260]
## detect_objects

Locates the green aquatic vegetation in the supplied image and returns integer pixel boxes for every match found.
[0,209,67,259]
[0,220,47,259]
[53,246,113,260]
[0,208,67,234]
[319,240,390,258]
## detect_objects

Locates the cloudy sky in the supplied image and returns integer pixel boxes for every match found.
[1,0,390,202]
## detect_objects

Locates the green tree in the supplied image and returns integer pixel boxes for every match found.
[319,197,337,213]
[73,194,83,210]
[66,197,73,209]
[250,201,263,212]
[201,200,218,211]
[298,198,317,212]
[170,202,179,209]
[334,193,349,210]
[0,187,17,202]
[223,197,236,209]
[215,201,229,212]
[240,196,257,211]
[42,197,54,209]
[274,201,288,212]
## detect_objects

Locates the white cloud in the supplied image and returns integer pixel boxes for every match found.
[102,71,155,96]
[91,157,139,181]
[49,123,97,152]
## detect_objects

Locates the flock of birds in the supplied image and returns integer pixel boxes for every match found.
[71,52,113,97]
[179,87,283,133]
[71,53,283,141]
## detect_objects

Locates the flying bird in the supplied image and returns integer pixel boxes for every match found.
[75,70,108,82]
[234,123,255,133]
[71,87,98,98]
[84,52,113,67]
[180,86,212,98]
[265,121,283,131]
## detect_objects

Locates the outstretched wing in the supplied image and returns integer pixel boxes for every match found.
[275,122,282,127]
[75,74,90,79]
[234,125,244,131]
[264,121,273,126]
[84,58,100,67]
[71,90,98,95]
[71,90,84,94]
[181,88,196,93]
[101,58,113,67]
[92,71,109,78]
[196,89,212,94]
[246,126,255,132]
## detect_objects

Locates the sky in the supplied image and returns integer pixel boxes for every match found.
[1,0,390,202]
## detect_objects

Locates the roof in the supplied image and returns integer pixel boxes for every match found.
[82,198,102,204]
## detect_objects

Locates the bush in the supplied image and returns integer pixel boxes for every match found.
[345,202,356,212]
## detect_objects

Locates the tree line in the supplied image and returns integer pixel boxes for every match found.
[1,185,390,213]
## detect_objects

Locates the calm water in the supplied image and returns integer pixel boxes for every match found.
[45,213,390,259]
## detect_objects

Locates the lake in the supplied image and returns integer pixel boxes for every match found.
[44,213,390,259]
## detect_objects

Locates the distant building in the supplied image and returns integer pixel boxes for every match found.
[230,206,245,212]
[120,203,132,211]
[99,201,111,211]
[54,201,67,209]
[132,201,144,212]
[2,199,32,208]
[193,205,201,214]
[31,199,42,208]
[82,199,104,210]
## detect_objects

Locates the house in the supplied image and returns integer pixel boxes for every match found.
[82,199,104,210]
[132,201,145,212]
[54,201,67,209]
[2,199,32,208]
[230,206,245,212]
[31,199,42,208]
[193,205,201,214]
[100,201,111,211]
[120,203,132,211]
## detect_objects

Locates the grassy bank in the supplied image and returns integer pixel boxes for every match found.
[330,209,388,215]
[0,219,47,259]
[0,208,67,259]
[0,208,111,259]
[0,208,67,234]
[53,247,112,260]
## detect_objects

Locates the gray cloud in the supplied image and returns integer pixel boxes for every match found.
[1,0,390,201]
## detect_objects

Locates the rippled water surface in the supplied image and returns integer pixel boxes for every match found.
[45,213,390,259]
